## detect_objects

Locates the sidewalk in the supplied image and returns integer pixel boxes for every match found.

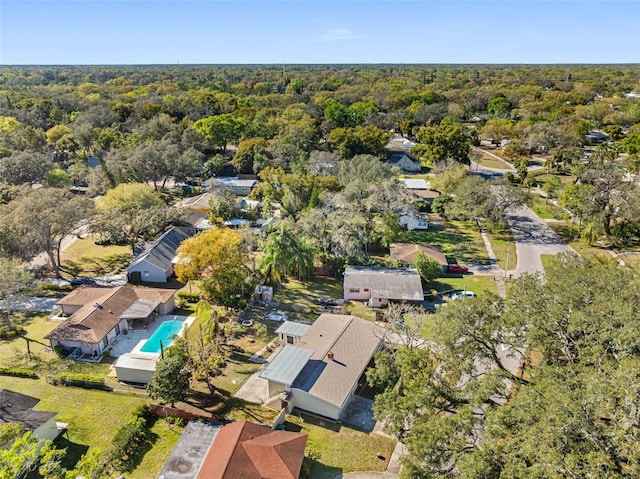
[477,226,506,299]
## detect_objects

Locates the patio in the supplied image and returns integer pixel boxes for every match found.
[109,314,193,357]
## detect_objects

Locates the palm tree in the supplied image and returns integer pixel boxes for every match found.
[260,226,316,283]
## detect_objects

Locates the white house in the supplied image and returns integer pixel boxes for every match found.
[343,266,424,307]
[0,390,64,442]
[387,152,422,173]
[399,212,429,231]
[207,177,258,196]
[260,314,382,420]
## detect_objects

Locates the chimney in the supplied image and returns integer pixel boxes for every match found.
[327,351,334,360]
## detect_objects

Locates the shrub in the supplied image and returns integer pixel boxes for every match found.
[176,291,200,303]
[49,372,109,390]
[0,367,38,379]
[53,344,65,356]
[0,326,26,339]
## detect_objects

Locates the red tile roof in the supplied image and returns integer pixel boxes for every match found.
[197,421,307,479]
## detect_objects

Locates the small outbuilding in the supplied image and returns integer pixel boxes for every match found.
[0,389,64,442]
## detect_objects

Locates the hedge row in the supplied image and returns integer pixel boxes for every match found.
[47,372,111,390]
[0,367,38,379]
[176,291,200,302]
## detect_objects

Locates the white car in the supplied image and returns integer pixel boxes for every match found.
[451,291,475,300]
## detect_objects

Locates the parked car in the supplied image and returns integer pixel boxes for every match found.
[451,291,475,300]
[447,264,469,274]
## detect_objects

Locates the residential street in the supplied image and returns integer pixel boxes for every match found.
[505,204,574,276]
[472,159,574,277]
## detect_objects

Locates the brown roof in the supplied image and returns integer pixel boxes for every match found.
[292,314,383,409]
[390,243,448,266]
[197,421,307,479]
[47,286,175,344]
[408,189,440,200]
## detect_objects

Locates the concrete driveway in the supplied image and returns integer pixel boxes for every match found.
[1,297,61,312]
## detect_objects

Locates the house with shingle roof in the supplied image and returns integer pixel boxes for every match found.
[386,151,421,173]
[0,390,63,442]
[158,420,307,479]
[45,286,175,357]
[390,243,448,272]
[343,266,424,307]
[127,227,191,284]
[260,314,383,420]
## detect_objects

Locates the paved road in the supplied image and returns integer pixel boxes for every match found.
[506,205,574,276]
[472,160,574,277]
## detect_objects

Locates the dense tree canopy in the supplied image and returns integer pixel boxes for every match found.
[371,254,640,478]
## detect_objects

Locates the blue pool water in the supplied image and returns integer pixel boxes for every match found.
[140,320,185,353]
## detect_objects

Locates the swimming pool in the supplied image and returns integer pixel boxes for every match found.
[140,320,185,353]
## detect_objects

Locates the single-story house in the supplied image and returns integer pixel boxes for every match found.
[158,420,307,479]
[127,227,191,284]
[386,133,416,151]
[46,286,175,357]
[399,212,429,231]
[386,151,422,173]
[275,321,311,346]
[0,389,63,442]
[174,192,211,212]
[207,177,258,196]
[390,243,448,272]
[399,178,440,203]
[343,265,424,307]
[260,314,383,420]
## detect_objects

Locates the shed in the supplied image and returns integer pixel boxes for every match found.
[275,321,311,346]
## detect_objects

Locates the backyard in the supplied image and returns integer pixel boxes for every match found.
[399,218,490,266]
[60,235,131,277]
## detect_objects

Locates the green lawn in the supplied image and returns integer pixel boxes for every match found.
[530,195,569,220]
[546,222,611,260]
[432,275,498,297]
[1,375,147,468]
[60,235,131,277]
[128,418,184,479]
[483,223,517,271]
[274,278,344,320]
[399,219,490,266]
[286,413,396,479]
[478,152,512,170]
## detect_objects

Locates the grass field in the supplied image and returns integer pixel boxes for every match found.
[546,222,611,260]
[274,277,343,320]
[529,195,569,220]
[433,275,498,297]
[400,218,490,265]
[60,236,131,277]
[483,223,517,271]
[478,152,512,169]
[286,413,396,479]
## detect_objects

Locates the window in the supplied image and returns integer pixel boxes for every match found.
[364,288,370,292]
[115,324,120,336]
[287,335,295,345]
[143,271,149,277]
[101,337,108,349]
[349,288,360,293]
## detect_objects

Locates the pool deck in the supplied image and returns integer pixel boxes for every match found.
[110,315,194,358]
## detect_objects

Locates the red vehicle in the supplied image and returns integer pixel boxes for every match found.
[447,264,469,274]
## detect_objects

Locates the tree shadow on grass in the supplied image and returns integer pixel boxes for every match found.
[54,435,89,471]
[121,427,160,474]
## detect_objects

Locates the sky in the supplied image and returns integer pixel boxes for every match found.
[0,0,639,65]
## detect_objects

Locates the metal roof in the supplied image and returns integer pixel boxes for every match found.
[275,321,311,338]
[259,345,314,386]
[400,178,431,190]
[128,227,191,272]
[119,299,161,320]
[157,421,221,479]
[344,266,424,301]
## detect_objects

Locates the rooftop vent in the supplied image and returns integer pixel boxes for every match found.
[327,351,334,360]
[94,303,103,309]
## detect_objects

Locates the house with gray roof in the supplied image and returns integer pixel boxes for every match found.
[386,151,421,173]
[127,227,191,284]
[0,389,63,442]
[344,266,424,307]
[260,314,382,420]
